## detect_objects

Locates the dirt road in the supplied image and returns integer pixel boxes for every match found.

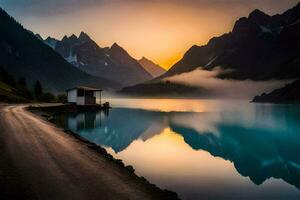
[0,105,176,200]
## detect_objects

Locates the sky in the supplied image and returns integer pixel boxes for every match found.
[1,0,299,69]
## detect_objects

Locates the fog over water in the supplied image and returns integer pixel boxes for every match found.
[165,67,292,99]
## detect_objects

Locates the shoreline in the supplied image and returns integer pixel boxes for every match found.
[26,103,180,200]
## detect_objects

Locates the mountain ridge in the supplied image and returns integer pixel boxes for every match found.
[43,33,153,87]
[120,2,300,98]
[138,57,166,78]
[162,2,300,80]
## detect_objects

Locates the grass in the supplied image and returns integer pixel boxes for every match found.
[0,81,14,92]
[0,81,29,103]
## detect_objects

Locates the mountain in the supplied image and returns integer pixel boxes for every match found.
[35,33,43,41]
[252,80,300,103]
[163,2,300,80]
[43,33,152,86]
[120,2,300,97]
[138,57,166,77]
[0,8,120,93]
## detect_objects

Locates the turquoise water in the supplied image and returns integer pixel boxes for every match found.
[54,99,300,200]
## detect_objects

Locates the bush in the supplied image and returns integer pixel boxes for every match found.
[57,93,67,103]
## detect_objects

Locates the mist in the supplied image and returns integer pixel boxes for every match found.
[164,67,292,99]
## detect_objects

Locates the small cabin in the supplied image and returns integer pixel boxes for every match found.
[66,86,102,105]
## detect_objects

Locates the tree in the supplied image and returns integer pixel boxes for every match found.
[16,77,33,100]
[39,92,56,103]
[34,80,43,99]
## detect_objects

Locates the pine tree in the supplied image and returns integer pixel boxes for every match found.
[34,80,43,99]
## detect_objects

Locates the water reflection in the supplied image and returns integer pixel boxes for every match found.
[57,109,165,152]
[53,101,300,199]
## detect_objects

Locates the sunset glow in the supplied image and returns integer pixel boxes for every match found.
[1,0,300,199]
[1,0,298,69]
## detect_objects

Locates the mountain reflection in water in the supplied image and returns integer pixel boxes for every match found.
[53,101,300,200]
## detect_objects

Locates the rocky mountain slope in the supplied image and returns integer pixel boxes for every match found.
[163,2,300,80]
[138,57,166,78]
[43,33,152,86]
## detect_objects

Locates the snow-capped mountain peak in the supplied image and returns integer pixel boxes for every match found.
[42,33,153,86]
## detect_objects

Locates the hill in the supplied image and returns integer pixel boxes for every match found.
[252,80,300,103]
[120,80,210,98]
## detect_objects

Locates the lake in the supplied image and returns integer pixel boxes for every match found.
[53,99,300,200]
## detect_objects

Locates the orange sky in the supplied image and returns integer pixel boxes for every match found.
[2,0,299,69]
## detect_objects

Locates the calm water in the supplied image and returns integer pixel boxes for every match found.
[54,99,300,200]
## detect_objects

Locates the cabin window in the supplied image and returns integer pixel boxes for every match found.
[77,89,84,97]
[85,91,94,97]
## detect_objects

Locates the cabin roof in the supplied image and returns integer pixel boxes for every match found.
[66,86,102,92]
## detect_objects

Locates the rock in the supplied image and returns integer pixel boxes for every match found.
[96,147,107,155]
[140,176,149,183]
[115,159,125,167]
[47,116,54,121]
[64,129,72,134]
[163,189,179,199]
[125,165,135,173]
[41,114,50,118]
[105,154,113,160]
[88,145,100,150]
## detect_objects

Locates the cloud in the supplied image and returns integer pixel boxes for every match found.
[165,67,292,99]
[1,0,298,17]
[0,0,106,16]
